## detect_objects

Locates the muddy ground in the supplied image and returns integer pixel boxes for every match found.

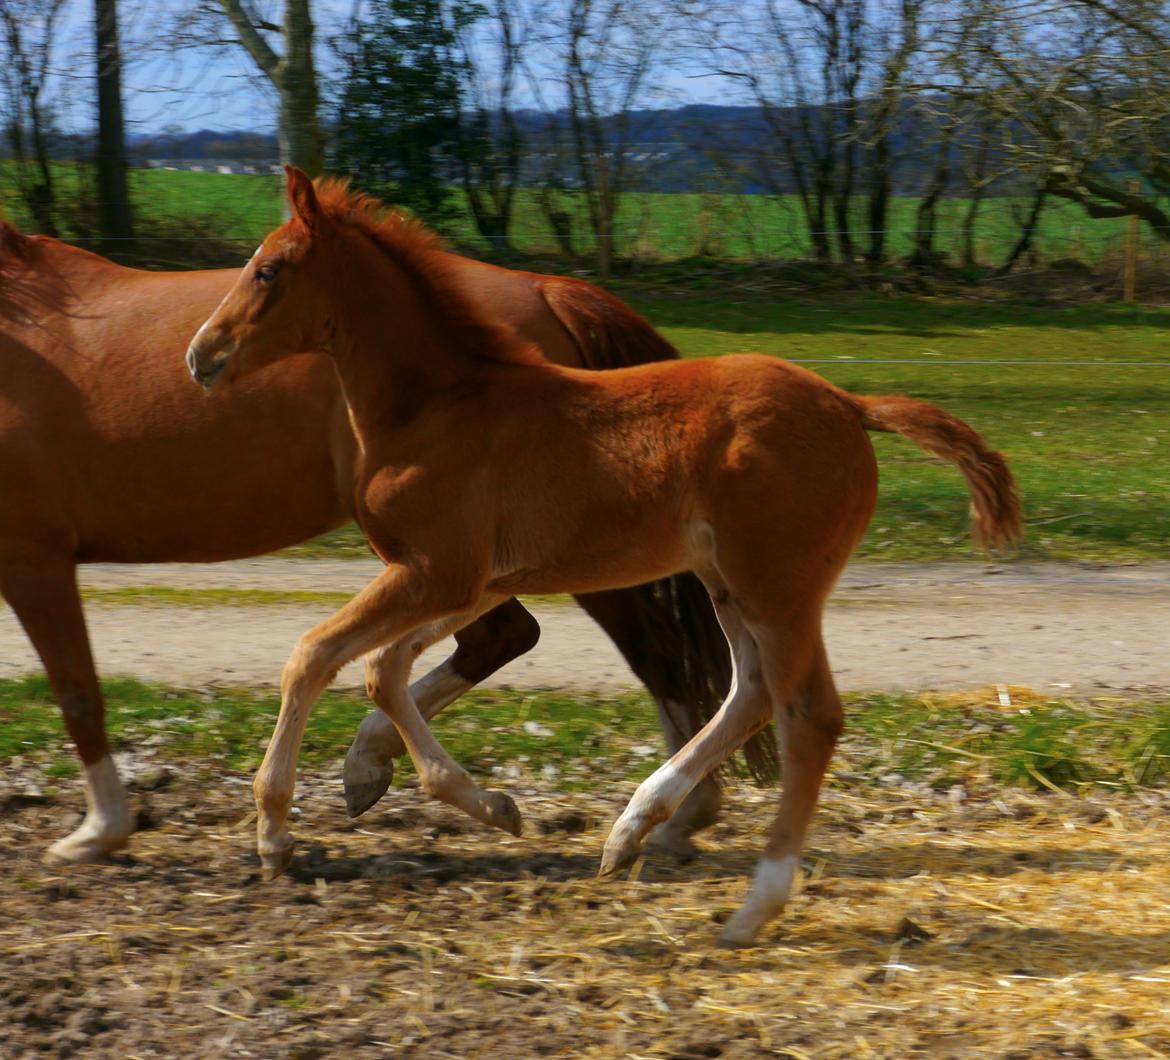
[3,761,1170,1059]
[0,559,1166,696]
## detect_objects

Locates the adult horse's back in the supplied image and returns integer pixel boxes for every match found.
[0,219,745,864]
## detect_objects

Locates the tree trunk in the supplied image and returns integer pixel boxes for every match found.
[278,0,323,175]
[95,0,132,255]
[866,134,891,269]
[217,0,324,176]
[992,188,1047,277]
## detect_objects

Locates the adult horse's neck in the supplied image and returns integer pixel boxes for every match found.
[325,225,522,447]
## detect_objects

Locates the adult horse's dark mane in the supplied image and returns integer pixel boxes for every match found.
[309,180,541,368]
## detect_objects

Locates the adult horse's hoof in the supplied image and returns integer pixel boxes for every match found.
[44,809,135,866]
[44,829,130,866]
[343,743,395,818]
[486,790,523,837]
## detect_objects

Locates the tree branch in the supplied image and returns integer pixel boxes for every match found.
[215,0,281,80]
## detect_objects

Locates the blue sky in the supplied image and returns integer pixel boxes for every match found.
[45,0,733,135]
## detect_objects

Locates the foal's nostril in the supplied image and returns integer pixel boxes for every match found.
[185,345,198,381]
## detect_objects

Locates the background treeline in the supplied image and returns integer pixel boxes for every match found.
[5,0,1170,282]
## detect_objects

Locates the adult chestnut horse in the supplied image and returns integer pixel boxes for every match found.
[188,170,1021,947]
[0,214,754,866]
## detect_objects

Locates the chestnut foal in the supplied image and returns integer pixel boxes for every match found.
[188,169,1020,946]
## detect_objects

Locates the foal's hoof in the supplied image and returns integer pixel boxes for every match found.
[342,746,395,818]
[487,791,523,837]
[259,843,294,881]
[598,834,642,878]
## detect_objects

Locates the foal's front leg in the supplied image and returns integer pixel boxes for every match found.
[253,563,486,878]
[361,600,523,837]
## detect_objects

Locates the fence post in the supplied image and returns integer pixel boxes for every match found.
[1124,178,1140,302]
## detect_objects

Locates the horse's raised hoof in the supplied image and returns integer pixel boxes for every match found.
[598,833,642,878]
[342,744,395,818]
[486,791,523,837]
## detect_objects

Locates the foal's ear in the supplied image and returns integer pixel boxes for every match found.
[285,165,321,233]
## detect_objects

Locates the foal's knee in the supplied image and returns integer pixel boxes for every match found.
[283,633,340,694]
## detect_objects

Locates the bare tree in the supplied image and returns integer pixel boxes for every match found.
[96,0,133,249]
[862,0,924,268]
[558,0,659,277]
[946,0,1170,240]
[214,0,324,174]
[0,0,65,235]
[454,0,530,252]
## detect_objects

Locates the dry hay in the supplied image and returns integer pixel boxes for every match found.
[2,762,1169,1059]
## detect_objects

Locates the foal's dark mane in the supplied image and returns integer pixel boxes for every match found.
[311,180,540,367]
[0,217,33,268]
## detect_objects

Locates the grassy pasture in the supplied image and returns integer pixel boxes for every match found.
[3,676,1168,795]
[0,163,1142,264]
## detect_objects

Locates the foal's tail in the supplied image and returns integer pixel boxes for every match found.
[854,394,1023,551]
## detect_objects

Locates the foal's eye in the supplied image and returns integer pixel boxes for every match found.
[255,264,277,284]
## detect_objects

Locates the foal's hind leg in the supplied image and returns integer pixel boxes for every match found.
[0,555,133,863]
[343,598,540,817]
[600,592,771,876]
[574,586,728,859]
[718,640,842,948]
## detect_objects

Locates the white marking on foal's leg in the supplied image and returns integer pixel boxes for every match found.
[601,761,693,874]
[718,855,800,948]
[44,755,134,864]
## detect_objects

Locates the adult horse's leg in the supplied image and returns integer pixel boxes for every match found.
[573,582,734,858]
[342,597,540,816]
[0,556,133,863]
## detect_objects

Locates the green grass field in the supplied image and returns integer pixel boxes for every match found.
[3,676,1167,795]
[0,164,1143,265]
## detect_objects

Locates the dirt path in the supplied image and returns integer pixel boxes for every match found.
[1,558,1166,696]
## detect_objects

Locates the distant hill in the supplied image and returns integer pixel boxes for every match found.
[24,102,1014,197]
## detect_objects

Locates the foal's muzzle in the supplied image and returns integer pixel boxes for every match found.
[186,343,230,390]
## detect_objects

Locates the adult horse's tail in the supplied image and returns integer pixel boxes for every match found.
[539,276,778,783]
[855,394,1023,550]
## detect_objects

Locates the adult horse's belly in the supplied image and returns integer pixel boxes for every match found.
[71,353,354,564]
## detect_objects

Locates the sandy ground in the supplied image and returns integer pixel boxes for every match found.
[0,558,1166,697]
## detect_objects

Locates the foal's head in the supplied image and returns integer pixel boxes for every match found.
[186,166,340,389]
